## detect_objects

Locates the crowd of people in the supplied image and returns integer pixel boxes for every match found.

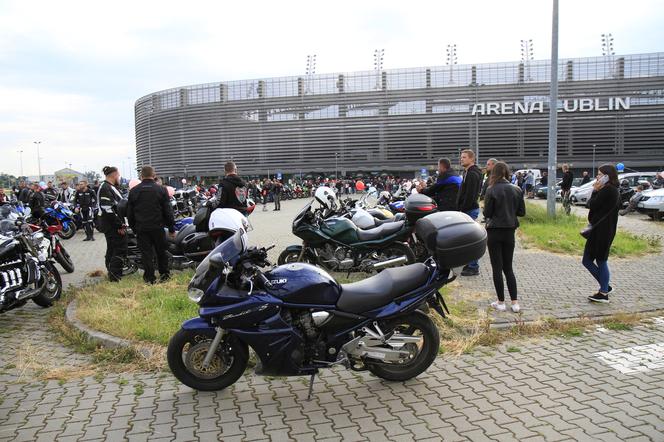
[4,151,637,309]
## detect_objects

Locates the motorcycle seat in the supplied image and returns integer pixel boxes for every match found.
[356,221,405,241]
[336,263,429,314]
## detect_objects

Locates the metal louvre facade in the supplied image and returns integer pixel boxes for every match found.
[135,53,664,177]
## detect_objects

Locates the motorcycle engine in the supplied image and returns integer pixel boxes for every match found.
[318,245,354,271]
[282,310,326,361]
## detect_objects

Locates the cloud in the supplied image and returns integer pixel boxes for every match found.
[0,0,663,177]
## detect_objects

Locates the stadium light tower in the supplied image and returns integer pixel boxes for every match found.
[601,33,615,78]
[546,0,559,218]
[520,39,534,81]
[373,49,384,90]
[446,44,458,84]
[305,54,317,94]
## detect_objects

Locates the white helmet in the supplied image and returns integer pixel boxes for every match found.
[351,208,376,229]
[314,186,339,211]
[208,208,250,245]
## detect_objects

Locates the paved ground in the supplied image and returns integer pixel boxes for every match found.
[1,200,664,441]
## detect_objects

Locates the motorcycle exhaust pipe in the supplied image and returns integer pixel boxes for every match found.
[373,256,408,270]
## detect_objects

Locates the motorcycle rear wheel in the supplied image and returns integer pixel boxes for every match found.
[377,242,416,266]
[59,224,77,240]
[167,328,248,391]
[32,262,63,307]
[365,311,439,382]
[55,246,75,273]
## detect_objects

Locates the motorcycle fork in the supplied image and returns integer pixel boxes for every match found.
[201,327,226,368]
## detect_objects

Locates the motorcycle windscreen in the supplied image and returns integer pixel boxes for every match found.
[188,229,246,295]
[293,201,313,226]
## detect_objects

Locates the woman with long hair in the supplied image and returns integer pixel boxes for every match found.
[482,162,526,312]
[584,164,620,303]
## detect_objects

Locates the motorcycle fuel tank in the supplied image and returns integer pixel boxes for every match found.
[265,263,341,305]
[320,217,359,244]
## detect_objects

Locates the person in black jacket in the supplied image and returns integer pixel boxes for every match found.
[458,149,483,276]
[98,166,127,282]
[127,166,175,284]
[218,161,248,215]
[583,164,620,303]
[560,164,574,200]
[17,181,31,204]
[28,182,46,219]
[479,158,497,201]
[417,158,461,211]
[74,180,97,241]
[483,162,526,313]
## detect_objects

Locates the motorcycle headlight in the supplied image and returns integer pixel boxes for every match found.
[188,287,205,303]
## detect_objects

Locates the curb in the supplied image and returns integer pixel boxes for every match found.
[65,299,133,350]
[65,300,158,359]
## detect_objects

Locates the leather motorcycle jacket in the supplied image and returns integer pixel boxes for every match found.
[482,179,526,229]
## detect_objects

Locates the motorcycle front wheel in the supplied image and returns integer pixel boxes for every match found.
[59,223,77,240]
[55,245,75,273]
[32,262,63,307]
[365,311,440,382]
[167,328,249,391]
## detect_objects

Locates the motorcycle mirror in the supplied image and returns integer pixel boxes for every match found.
[209,252,225,268]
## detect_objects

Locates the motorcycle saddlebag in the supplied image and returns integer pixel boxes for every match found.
[181,232,215,262]
[404,193,437,224]
[415,211,487,269]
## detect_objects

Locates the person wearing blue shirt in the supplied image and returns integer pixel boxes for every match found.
[417,158,462,211]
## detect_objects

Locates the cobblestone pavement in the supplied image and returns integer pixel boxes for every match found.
[1,200,664,441]
[2,311,664,441]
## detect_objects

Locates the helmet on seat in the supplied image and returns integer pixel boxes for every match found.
[208,208,250,245]
[314,187,339,211]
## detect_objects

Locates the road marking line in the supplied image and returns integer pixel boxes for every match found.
[595,343,664,374]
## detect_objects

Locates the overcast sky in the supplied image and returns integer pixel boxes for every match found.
[1,0,663,178]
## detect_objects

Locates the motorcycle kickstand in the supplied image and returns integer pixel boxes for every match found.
[307,373,316,401]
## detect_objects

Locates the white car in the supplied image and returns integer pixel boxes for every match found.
[571,172,659,206]
[637,188,664,221]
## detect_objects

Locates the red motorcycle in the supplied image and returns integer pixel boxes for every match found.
[27,221,75,273]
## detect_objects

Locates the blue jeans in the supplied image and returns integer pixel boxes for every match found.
[582,249,610,293]
[464,208,481,269]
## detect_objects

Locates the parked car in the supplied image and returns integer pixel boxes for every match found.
[571,172,660,206]
[637,188,664,220]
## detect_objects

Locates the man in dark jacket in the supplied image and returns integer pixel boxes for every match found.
[218,161,248,215]
[74,180,97,241]
[17,181,31,204]
[458,149,483,276]
[560,164,574,200]
[127,166,175,284]
[98,166,127,282]
[28,183,46,219]
[417,158,461,211]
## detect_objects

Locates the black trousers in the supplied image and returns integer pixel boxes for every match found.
[136,229,170,282]
[487,228,518,301]
[104,229,127,282]
[80,206,94,239]
[274,193,281,210]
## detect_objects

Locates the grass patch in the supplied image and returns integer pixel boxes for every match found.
[506,346,521,353]
[604,321,633,331]
[73,272,197,346]
[519,202,660,257]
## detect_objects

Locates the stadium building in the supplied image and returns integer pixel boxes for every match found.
[134,52,664,180]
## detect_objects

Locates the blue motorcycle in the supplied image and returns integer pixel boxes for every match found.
[43,202,77,240]
[167,211,486,392]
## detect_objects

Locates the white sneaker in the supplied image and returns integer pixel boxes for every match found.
[511,303,521,313]
[491,301,506,312]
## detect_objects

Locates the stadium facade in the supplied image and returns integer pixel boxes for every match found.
[134,52,664,179]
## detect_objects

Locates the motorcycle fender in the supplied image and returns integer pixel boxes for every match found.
[283,245,303,254]
[181,317,215,331]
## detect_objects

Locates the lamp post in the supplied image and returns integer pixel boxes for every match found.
[546,0,559,218]
[592,144,597,177]
[17,150,24,177]
[335,153,338,180]
[33,141,42,182]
